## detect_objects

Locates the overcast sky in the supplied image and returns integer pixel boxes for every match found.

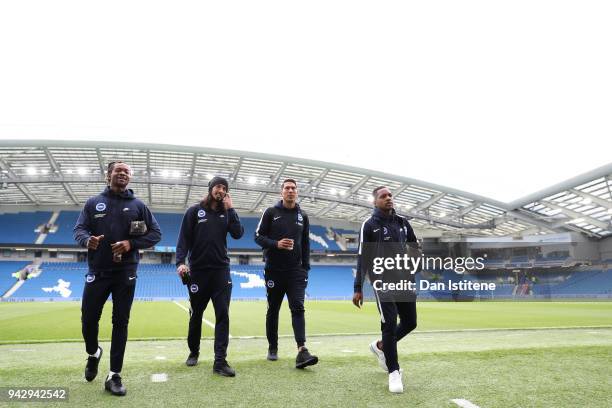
[1,1,610,202]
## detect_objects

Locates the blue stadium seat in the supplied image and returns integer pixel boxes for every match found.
[10,262,356,300]
[13,262,87,299]
[31,210,345,251]
[0,212,53,244]
[44,211,81,245]
[0,261,30,294]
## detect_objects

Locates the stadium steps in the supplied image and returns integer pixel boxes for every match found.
[0,261,32,298]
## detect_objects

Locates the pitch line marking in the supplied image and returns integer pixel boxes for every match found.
[172,300,232,338]
[451,398,481,408]
[151,373,168,383]
[3,325,612,345]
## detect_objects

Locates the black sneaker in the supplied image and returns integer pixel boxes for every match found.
[213,360,236,377]
[84,347,103,382]
[295,347,318,369]
[104,373,126,396]
[185,351,199,367]
[267,348,278,361]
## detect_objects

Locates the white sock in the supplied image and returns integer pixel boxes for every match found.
[107,371,118,381]
[89,347,101,359]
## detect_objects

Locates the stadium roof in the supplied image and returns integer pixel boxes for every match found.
[0,140,611,238]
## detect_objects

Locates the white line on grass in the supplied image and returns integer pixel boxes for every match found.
[4,325,612,345]
[172,300,232,338]
[151,373,168,383]
[451,398,481,408]
[155,356,167,360]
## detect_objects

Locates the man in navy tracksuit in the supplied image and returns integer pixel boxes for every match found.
[255,178,318,369]
[74,161,162,396]
[353,186,418,394]
[176,176,244,377]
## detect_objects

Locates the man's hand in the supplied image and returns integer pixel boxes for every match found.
[352,292,363,308]
[111,240,131,255]
[223,193,233,210]
[177,264,190,277]
[87,235,105,250]
[277,238,294,250]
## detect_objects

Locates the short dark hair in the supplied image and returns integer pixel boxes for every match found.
[372,186,388,198]
[107,161,129,174]
[281,178,297,189]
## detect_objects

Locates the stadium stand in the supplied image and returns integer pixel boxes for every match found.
[534,255,570,267]
[309,225,341,251]
[44,211,80,245]
[227,217,261,250]
[0,212,53,244]
[13,262,85,299]
[0,261,30,294]
[8,262,356,300]
[5,260,612,300]
[16,210,344,251]
[532,269,612,296]
[152,213,182,248]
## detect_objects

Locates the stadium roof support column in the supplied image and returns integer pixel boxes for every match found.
[95,148,106,177]
[413,192,445,212]
[43,148,78,205]
[457,202,481,217]
[569,189,612,211]
[184,153,198,208]
[504,209,564,233]
[542,201,609,230]
[315,202,339,217]
[315,175,371,217]
[0,156,38,204]
[249,162,288,211]
[303,168,329,195]
[145,149,153,205]
[229,156,243,182]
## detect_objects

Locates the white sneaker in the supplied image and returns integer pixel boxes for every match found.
[369,340,387,372]
[388,370,404,393]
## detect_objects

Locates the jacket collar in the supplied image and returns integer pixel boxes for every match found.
[101,186,135,199]
[275,200,300,211]
[372,207,396,220]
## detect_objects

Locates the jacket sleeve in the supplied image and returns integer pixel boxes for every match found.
[73,200,92,248]
[254,208,277,250]
[130,205,162,250]
[354,219,373,293]
[405,219,417,243]
[227,208,244,239]
[301,213,310,271]
[176,208,193,267]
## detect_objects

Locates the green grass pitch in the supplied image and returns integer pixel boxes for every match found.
[1,300,612,407]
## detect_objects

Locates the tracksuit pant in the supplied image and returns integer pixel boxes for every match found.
[375,293,417,373]
[187,270,232,363]
[265,269,308,349]
[81,271,136,373]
